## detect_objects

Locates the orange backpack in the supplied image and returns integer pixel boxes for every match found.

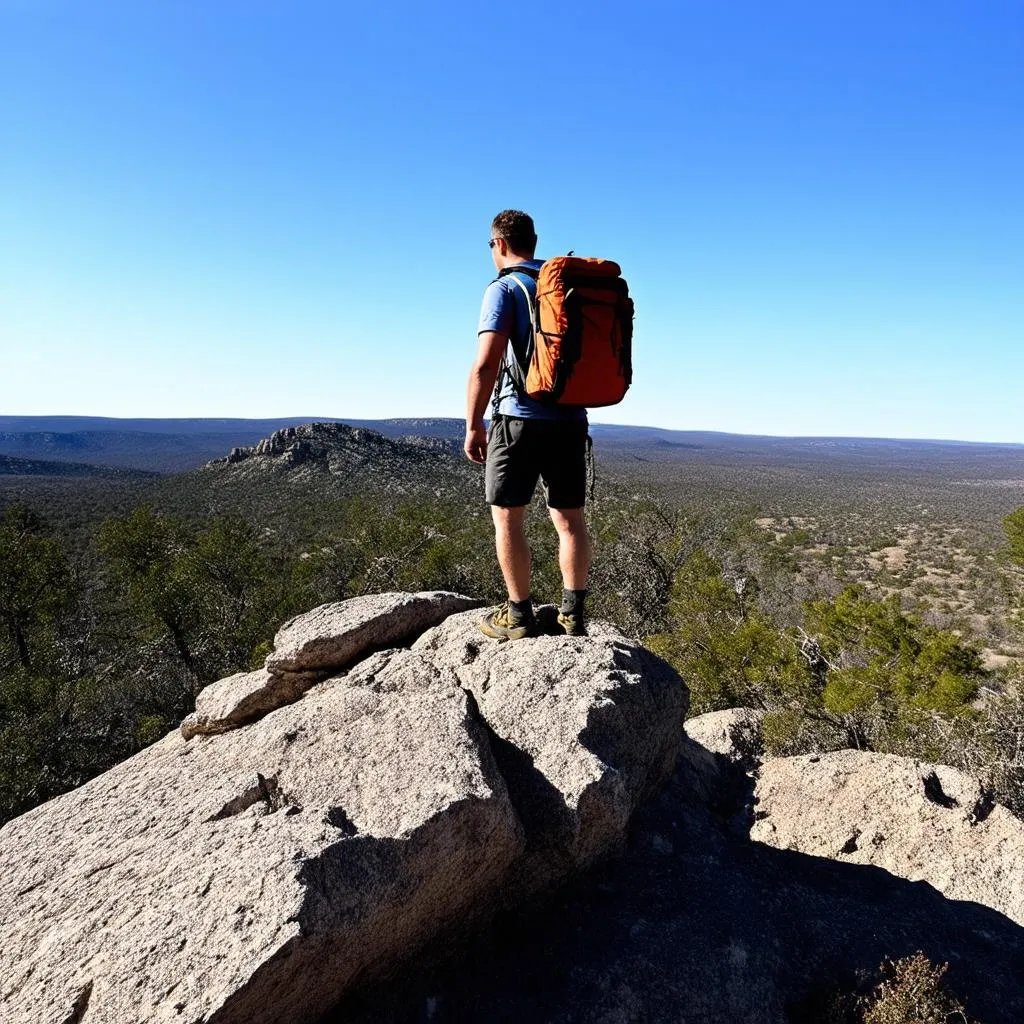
[501,256,633,408]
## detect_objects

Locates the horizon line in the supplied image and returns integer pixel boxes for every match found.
[1,413,1022,448]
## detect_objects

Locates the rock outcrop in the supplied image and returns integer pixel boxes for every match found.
[684,706,765,766]
[6,608,1024,1024]
[330,710,1024,1024]
[267,591,481,680]
[182,592,482,739]
[211,422,460,483]
[412,609,686,891]
[678,712,1024,930]
[750,749,1024,926]
[0,593,686,1024]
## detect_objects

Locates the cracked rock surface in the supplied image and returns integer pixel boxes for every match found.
[750,749,1024,926]
[1,653,520,1024]
[0,594,685,1024]
[180,666,317,739]
[181,591,482,738]
[413,609,687,892]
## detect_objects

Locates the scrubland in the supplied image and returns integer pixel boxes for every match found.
[1,429,1022,828]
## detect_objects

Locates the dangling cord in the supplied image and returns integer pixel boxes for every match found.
[586,433,596,503]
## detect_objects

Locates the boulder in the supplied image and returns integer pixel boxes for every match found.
[182,592,482,740]
[0,594,686,1024]
[0,651,523,1024]
[412,608,687,888]
[673,709,766,814]
[265,591,481,680]
[684,707,765,765]
[180,667,318,739]
[329,744,1024,1024]
[750,749,1024,926]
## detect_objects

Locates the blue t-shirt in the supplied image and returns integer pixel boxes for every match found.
[477,259,587,422]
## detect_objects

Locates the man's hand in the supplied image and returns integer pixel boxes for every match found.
[464,423,488,464]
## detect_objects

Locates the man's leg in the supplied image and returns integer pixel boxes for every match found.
[480,417,540,640]
[548,507,591,591]
[541,420,591,636]
[479,504,535,640]
[492,504,531,601]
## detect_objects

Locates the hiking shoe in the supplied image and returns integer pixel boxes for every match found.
[556,610,587,637]
[479,602,536,641]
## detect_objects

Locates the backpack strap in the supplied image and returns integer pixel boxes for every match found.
[498,265,539,280]
[491,267,539,415]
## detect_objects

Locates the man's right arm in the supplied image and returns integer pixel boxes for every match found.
[465,280,513,465]
[464,331,505,464]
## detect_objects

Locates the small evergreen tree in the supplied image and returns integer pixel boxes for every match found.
[1004,506,1024,566]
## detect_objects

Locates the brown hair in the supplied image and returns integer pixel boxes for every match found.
[491,210,537,257]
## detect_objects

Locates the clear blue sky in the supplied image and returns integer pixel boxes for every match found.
[2,1,1022,441]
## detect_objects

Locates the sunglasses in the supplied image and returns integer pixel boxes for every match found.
[488,238,501,249]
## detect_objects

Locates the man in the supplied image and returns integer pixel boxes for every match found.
[464,210,591,640]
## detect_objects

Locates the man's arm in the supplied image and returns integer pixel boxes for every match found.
[464,331,506,464]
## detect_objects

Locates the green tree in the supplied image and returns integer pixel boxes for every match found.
[647,550,808,715]
[0,505,76,671]
[178,515,282,673]
[798,586,986,753]
[647,547,987,761]
[97,506,282,685]
[97,506,201,674]
[0,506,113,823]
[292,495,501,608]
[1004,506,1024,566]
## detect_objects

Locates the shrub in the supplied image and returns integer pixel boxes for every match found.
[861,953,977,1024]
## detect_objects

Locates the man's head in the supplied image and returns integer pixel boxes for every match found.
[489,209,537,269]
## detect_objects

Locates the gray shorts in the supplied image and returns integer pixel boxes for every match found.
[485,415,589,509]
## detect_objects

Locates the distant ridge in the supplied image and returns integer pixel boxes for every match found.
[1,417,1021,477]
[0,416,334,435]
[2,415,1020,448]
[0,454,157,479]
[0,421,342,474]
[204,421,457,475]
[144,421,476,518]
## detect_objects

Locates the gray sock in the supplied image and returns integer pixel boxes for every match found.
[510,597,534,621]
[560,589,587,616]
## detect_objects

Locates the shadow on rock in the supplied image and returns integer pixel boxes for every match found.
[326,746,1024,1024]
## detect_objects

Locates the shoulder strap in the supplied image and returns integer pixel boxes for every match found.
[490,269,538,415]
[503,273,537,339]
[498,264,540,280]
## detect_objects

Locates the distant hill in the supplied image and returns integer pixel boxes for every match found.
[130,421,478,526]
[0,418,465,473]
[3,415,1021,477]
[2,416,1022,530]
[0,419,339,474]
[203,421,462,482]
[0,421,478,535]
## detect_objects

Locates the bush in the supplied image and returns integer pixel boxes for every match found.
[861,953,977,1024]
[646,550,808,715]
[651,552,989,765]
[800,586,987,753]
[1004,506,1024,566]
